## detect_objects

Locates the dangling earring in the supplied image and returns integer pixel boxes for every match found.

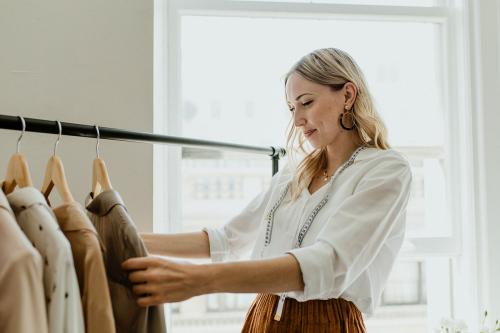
[339,107,356,131]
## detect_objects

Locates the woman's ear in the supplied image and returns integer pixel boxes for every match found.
[343,82,358,109]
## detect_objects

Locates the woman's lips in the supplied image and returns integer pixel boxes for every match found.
[304,129,316,138]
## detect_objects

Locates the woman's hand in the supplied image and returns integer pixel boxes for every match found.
[122,256,213,306]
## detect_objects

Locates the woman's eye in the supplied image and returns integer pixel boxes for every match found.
[303,100,313,107]
[288,107,295,113]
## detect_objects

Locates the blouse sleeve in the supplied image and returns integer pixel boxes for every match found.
[203,166,288,262]
[287,156,412,300]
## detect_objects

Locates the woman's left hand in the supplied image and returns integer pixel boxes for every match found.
[122,256,212,306]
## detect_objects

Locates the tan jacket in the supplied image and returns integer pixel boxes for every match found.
[0,188,48,333]
[53,202,116,333]
[86,190,166,333]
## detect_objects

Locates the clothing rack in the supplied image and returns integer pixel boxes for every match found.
[0,114,286,175]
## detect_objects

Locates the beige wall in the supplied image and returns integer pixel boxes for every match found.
[0,0,154,231]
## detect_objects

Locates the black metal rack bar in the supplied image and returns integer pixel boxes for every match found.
[0,114,285,175]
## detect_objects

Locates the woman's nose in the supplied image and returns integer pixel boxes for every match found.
[293,111,306,128]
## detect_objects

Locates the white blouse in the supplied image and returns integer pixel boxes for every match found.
[204,147,412,316]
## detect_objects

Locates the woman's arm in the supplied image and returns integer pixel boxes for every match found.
[141,231,210,258]
[210,254,304,293]
[121,254,304,306]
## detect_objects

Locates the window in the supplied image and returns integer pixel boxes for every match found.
[154,1,474,332]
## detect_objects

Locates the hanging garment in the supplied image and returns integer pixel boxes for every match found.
[86,190,166,333]
[7,187,85,333]
[53,202,116,333]
[0,188,48,333]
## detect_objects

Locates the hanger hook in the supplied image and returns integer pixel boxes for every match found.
[95,125,100,158]
[53,121,62,156]
[16,116,26,153]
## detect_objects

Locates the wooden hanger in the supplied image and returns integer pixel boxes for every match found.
[40,121,74,204]
[2,117,33,194]
[91,125,113,197]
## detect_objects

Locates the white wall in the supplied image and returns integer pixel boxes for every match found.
[0,0,154,231]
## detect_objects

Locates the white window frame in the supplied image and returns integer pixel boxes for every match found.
[154,0,481,330]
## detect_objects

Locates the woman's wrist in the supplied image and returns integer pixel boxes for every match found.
[197,263,219,295]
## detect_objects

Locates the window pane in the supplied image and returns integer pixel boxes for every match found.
[382,260,426,305]
[182,16,445,147]
[366,259,428,333]
[365,257,454,333]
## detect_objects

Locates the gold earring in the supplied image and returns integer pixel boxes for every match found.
[339,108,356,131]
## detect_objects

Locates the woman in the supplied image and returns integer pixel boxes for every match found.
[122,48,412,332]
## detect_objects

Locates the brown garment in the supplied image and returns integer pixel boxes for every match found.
[85,190,166,333]
[0,189,48,333]
[241,294,367,333]
[53,202,116,333]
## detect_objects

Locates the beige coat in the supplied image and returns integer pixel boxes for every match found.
[53,202,116,333]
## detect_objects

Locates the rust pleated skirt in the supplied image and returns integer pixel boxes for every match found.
[241,294,367,333]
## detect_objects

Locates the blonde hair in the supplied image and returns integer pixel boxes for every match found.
[285,48,389,201]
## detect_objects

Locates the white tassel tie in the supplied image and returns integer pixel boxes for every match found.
[273,294,287,321]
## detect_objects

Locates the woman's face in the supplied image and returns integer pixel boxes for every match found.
[285,72,355,149]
